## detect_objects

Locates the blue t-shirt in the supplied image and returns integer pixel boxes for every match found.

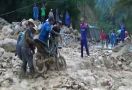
[39,21,52,42]
[120,29,125,39]
[110,33,116,43]
[33,6,39,19]
[80,23,88,41]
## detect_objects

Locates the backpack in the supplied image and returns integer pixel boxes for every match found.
[16,31,27,48]
[17,31,25,44]
[15,31,25,58]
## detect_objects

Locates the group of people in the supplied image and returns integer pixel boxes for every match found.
[16,15,62,76]
[79,19,129,58]
[100,24,128,48]
[33,2,71,27]
[33,3,54,21]
[15,1,72,76]
[16,3,129,75]
[33,2,54,21]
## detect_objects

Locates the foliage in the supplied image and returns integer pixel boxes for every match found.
[94,0,132,33]
[0,0,131,32]
[113,0,132,33]
[0,0,81,28]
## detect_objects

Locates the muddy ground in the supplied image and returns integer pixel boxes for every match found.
[0,42,132,90]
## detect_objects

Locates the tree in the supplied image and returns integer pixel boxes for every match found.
[113,0,132,32]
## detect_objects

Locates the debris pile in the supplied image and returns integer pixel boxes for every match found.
[0,18,132,90]
[0,18,10,30]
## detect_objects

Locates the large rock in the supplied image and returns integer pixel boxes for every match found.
[0,38,17,52]
[11,22,25,34]
[2,25,13,36]
[0,18,10,30]
[117,86,132,90]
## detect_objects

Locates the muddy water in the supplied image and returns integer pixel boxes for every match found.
[0,44,132,90]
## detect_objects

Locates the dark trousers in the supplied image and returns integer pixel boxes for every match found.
[21,47,34,73]
[81,40,89,57]
[16,43,22,60]
[41,16,45,23]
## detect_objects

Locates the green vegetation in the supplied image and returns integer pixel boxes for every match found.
[0,0,131,32]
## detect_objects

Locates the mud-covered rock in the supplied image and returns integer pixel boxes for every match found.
[117,86,132,90]
[2,25,13,36]
[0,18,10,30]
[1,38,17,52]
[0,78,13,87]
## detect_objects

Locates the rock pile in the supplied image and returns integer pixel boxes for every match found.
[0,18,10,30]
[0,17,132,90]
[60,26,80,47]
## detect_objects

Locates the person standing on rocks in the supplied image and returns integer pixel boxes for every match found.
[33,3,39,20]
[41,4,46,22]
[39,17,54,43]
[80,18,90,58]
[106,33,110,48]
[15,20,28,60]
[20,19,37,75]
[110,30,117,47]
[120,24,126,43]
[48,9,54,19]
[100,29,106,48]
[51,21,63,50]
[65,11,71,27]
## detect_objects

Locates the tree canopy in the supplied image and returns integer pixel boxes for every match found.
[0,0,131,32]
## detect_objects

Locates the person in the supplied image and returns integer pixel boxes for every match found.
[125,30,128,38]
[41,4,46,22]
[106,33,110,48]
[51,21,62,40]
[117,29,121,44]
[39,17,54,43]
[16,30,25,60]
[48,9,54,19]
[33,3,39,20]
[110,30,116,47]
[42,0,46,5]
[15,20,29,60]
[20,19,37,75]
[100,29,106,48]
[119,23,126,43]
[50,21,62,55]
[80,18,90,58]
[65,11,71,27]
[120,27,125,43]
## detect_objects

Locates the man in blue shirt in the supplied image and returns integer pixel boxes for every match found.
[39,17,54,42]
[119,23,126,43]
[33,3,39,20]
[65,11,70,27]
[80,19,90,58]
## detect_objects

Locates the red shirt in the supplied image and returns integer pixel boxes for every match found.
[100,32,106,40]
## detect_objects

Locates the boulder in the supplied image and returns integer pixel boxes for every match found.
[129,62,132,68]
[0,78,13,87]
[21,20,28,28]
[2,25,13,36]
[0,18,10,30]
[0,38,17,52]
[117,86,132,90]
[83,76,96,85]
